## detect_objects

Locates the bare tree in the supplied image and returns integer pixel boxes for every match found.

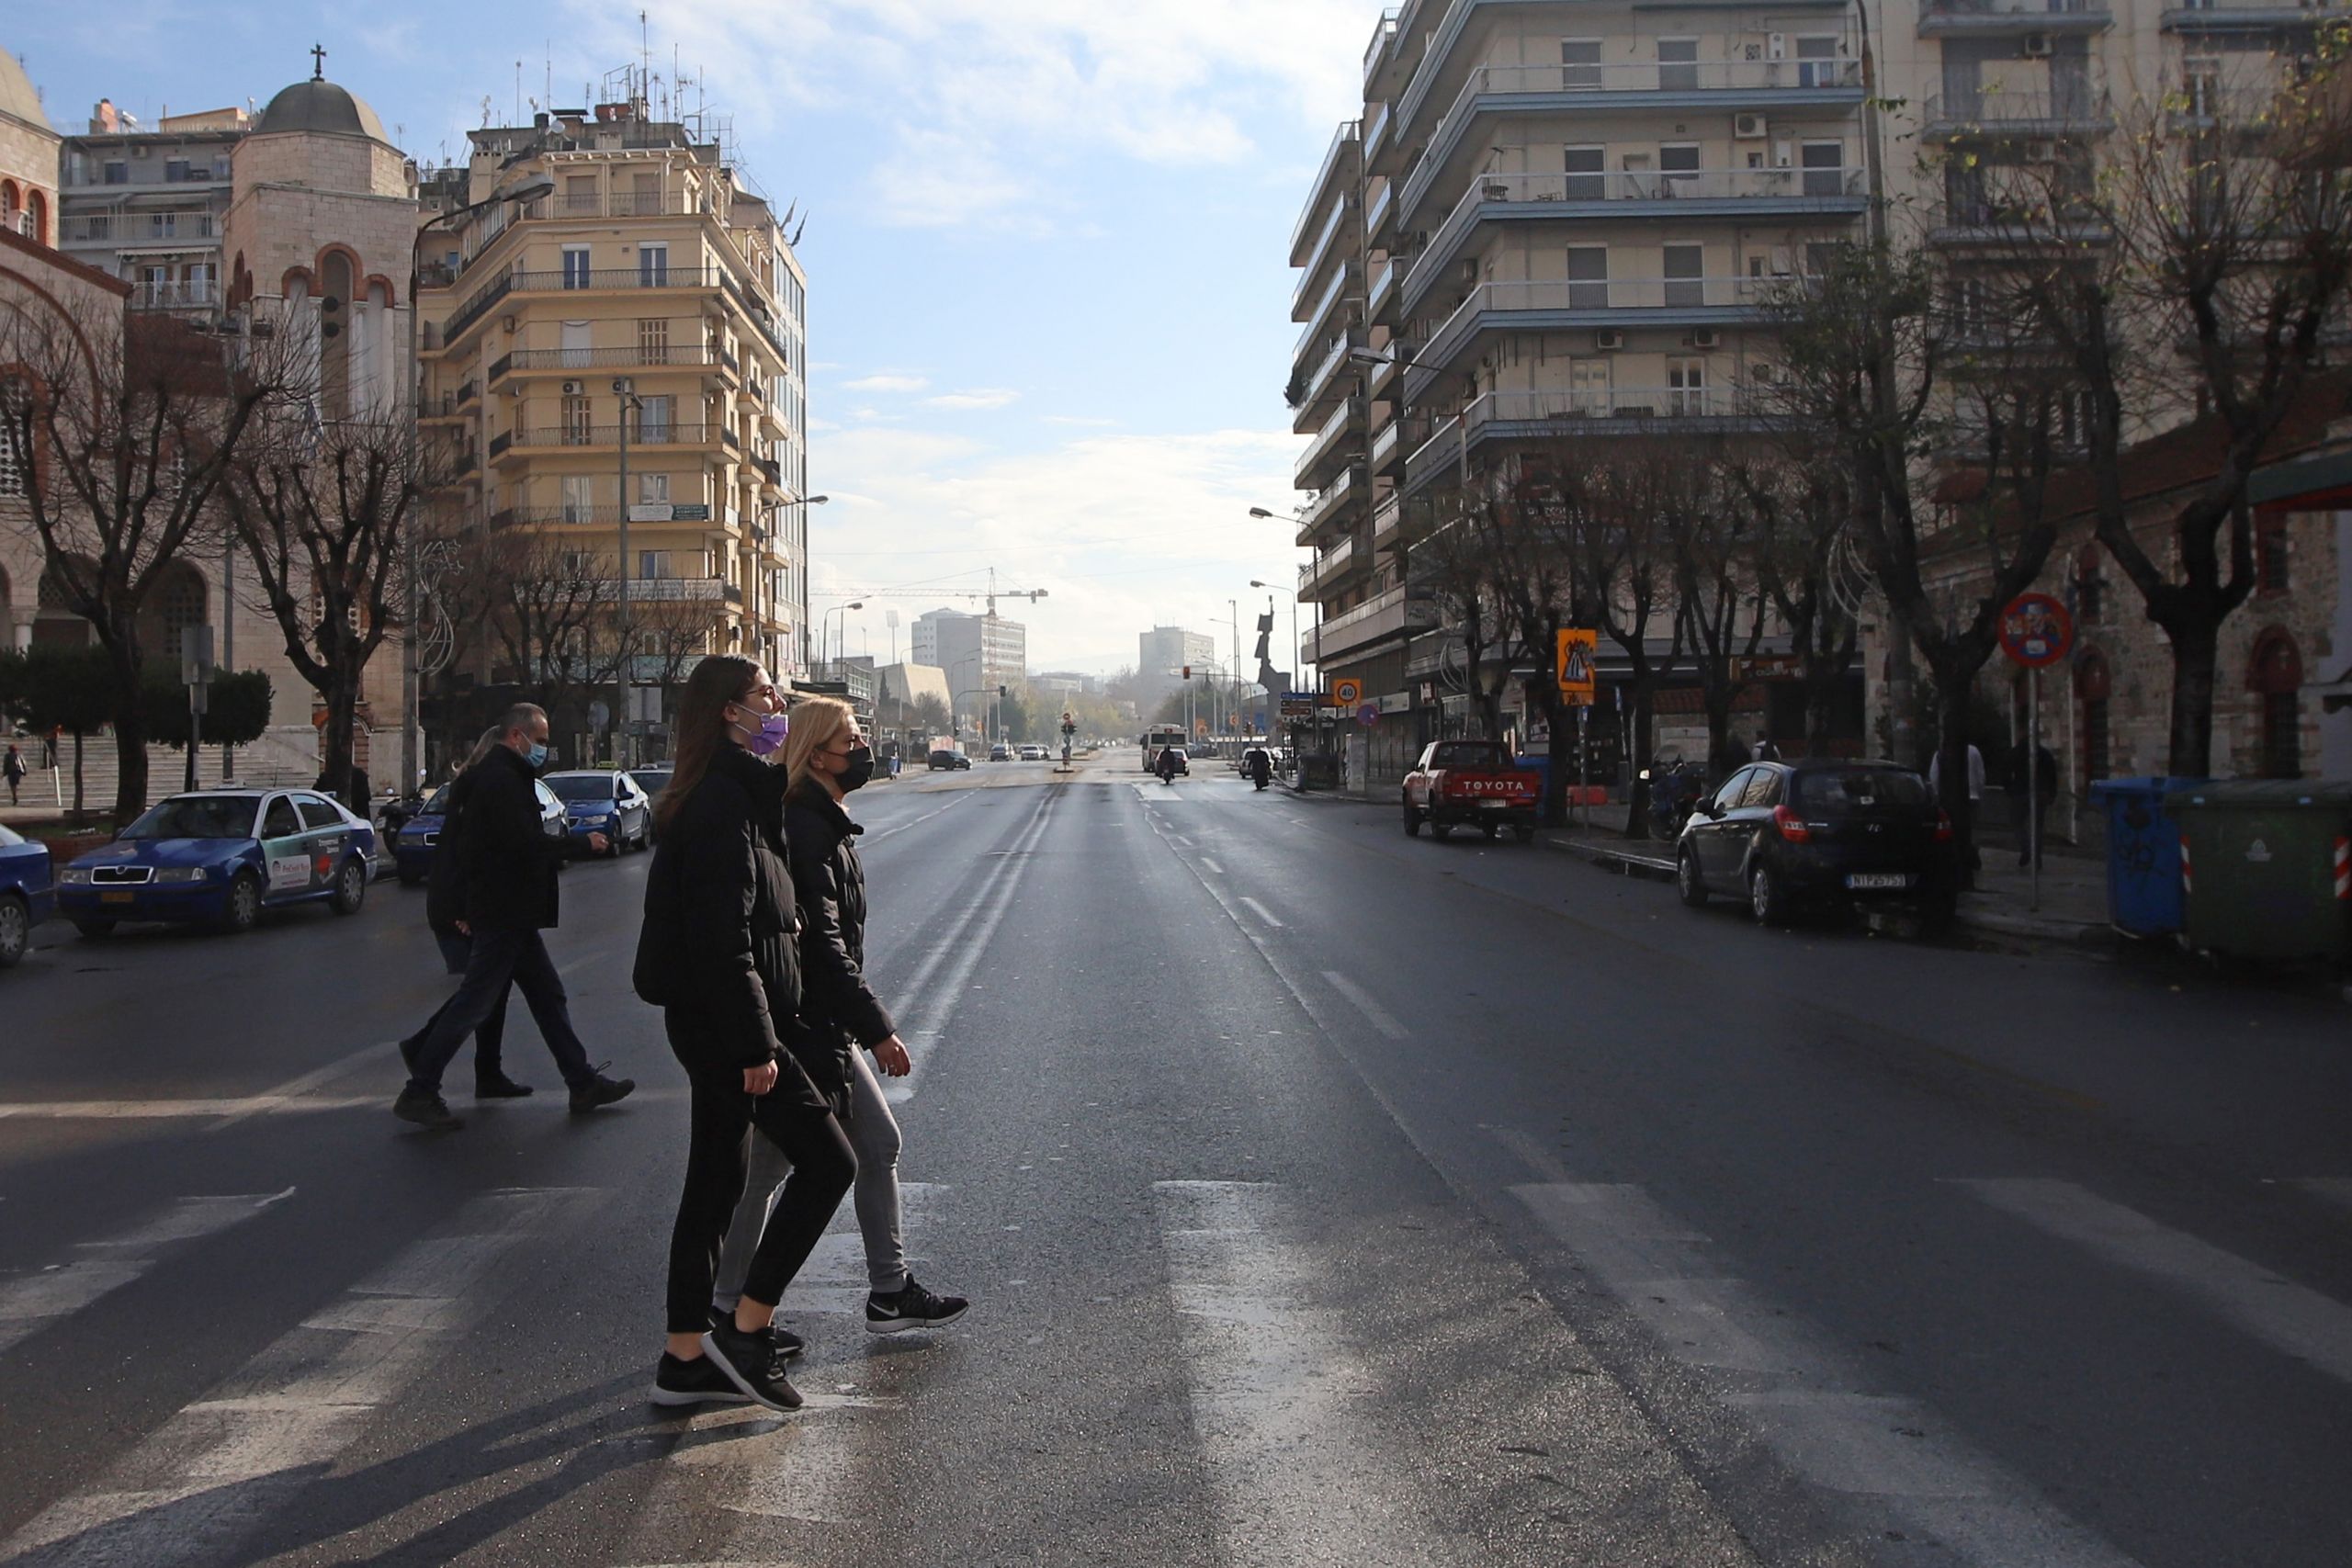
[222,412,431,804]
[1666,450,1767,777]
[0,292,294,823]
[1966,45,2352,772]
[1407,485,1517,741]
[482,526,628,725]
[1724,448,1860,754]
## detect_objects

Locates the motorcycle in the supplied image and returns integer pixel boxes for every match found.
[378,790,425,843]
[1639,757,1705,838]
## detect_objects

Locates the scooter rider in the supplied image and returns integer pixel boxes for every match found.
[1156,745,1182,784]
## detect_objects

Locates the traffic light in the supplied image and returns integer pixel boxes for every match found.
[998,683,1008,699]
[1182,664,1192,680]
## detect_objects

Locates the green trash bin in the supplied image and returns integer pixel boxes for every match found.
[2175,781,2352,964]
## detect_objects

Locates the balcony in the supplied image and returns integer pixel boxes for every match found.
[1923,88,2112,136]
[1372,495,1401,545]
[1401,389,1773,494]
[1399,58,1863,222]
[1370,416,1404,477]
[1403,167,1866,314]
[546,191,698,219]
[1407,276,1781,400]
[1363,100,1396,172]
[1299,536,1360,600]
[1296,397,1366,491]
[1294,263,1361,359]
[603,576,732,603]
[418,382,478,422]
[1289,121,1363,266]
[1293,197,1361,316]
[59,211,220,246]
[494,423,717,462]
[1368,256,1399,322]
[1312,584,1437,662]
[440,266,726,349]
[1294,330,1362,427]
[2162,0,2345,30]
[126,279,220,312]
[1919,0,2113,32]
[1295,468,1362,541]
[493,344,723,378]
[1363,8,1400,93]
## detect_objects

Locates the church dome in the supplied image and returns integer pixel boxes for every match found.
[256,76,388,142]
[0,46,51,132]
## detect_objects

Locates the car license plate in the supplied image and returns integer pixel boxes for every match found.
[100,890,136,905]
[1481,799,1510,809]
[1846,873,1912,890]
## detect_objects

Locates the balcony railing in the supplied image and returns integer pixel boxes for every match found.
[1403,389,1762,485]
[548,192,695,218]
[1297,468,1359,537]
[128,279,219,310]
[1294,263,1360,359]
[60,211,220,245]
[1296,397,1367,488]
[441,266,725,346]
[1923,88,2111,131]
[1363,8,1400,88]
[503,423,716,451]
[1921,0,2112,27]
[1291,120,1363,264]
[2161,0,2343,25]
[602,576,731,603]
[497,345,722,375]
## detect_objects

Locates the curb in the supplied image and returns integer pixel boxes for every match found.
[1541,834,1678,883]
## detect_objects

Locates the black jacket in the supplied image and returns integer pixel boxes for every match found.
[635,743,811,1081]
[458,745,564,932]
[785,781,895,1089]
[424,765,481,940]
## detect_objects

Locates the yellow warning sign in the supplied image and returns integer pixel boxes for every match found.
[1555,628,1598,705]
[1329,677,1363,708]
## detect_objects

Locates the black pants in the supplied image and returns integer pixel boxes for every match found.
[404,927,592,1095]
[664,1027,855,1335]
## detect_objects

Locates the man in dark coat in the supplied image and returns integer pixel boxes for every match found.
[392,703,634,1131]
[2005,739,2062,867]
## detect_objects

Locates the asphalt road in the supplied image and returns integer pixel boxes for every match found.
[2,754,2348,1567]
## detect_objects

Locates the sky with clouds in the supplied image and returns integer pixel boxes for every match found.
[10,0,1387,676]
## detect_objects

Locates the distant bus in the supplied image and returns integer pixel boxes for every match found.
[1141,726,1187,770]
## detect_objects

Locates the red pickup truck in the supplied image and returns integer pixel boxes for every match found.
[1401,740,1543,842]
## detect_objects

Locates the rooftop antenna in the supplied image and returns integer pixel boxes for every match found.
[546,46,552,116]
[514,61,524,124]
[639,9,651,106]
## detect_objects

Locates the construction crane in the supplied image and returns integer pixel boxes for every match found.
[835,569,1048,618]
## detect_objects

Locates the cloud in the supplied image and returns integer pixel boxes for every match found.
[1043,414,1120,428]
[924,388,1021,411]
[842,373,931,393]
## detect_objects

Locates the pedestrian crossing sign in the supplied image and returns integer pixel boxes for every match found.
[1556,627,1598,705]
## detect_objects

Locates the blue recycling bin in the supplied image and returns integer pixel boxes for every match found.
[2087,777,2203,939]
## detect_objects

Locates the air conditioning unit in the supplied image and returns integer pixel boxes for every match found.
[2025,140,2058,164]
[1736,112,1769,140]
[560,379,584,395]
[1751,361,1781,384]
[1768,32,1788,59]
[2022,33,2053,56]
[1595,328,1626,351]
[1690,327,1722,349]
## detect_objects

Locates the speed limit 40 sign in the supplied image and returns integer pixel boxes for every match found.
[1329,677,1363,708]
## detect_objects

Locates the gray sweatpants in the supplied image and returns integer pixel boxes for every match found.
[713,1047,907,1303]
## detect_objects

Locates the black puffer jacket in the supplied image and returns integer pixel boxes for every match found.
[460,745,563,933]
[635,744,817,1095]
[785,781,896,1092]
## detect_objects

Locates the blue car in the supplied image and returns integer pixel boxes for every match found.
[543,770,653,857]
[0,822,56,968]
[394,777,567,885]
[58,789,378,938]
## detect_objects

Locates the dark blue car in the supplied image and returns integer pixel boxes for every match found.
[58,789,377,938]
[394,777,566,885]
[0,822,55,968]
[543,770,653,857]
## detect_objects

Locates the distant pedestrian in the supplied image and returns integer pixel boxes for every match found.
[3,744,23,806]
[1929,739,1986,874]
[711,696,967,1346]
[1751,733,1781,762]
[390,703,633,1131]
[638,657,854,1414]
[399,728,527,1098]
[2005,739,2061,867]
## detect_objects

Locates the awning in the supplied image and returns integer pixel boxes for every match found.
[2248,444,2352,509]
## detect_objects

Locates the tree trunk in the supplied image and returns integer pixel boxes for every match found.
[2165,615,2220,778]
[320,670,359,808]
[1539,690,1571,828]
[1623,680,1657,838]
[72,730,85,819]
[1933,681,1978,891]
[1703,691,1740,778]
[109,674,148,829]
[1804,660,1842,754]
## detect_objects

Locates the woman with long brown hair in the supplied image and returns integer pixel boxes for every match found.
[710,696,967,1338]
[635,656,854,1412]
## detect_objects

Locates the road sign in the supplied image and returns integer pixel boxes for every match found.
[1280,692,1317,719]
[1357,703,1380,727]
[1330,677,1363,707]
[1999,592,2074,668]
[1555,626,1598,705]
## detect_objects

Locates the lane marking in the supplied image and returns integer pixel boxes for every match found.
[1155,1180,1471,1568]
[1237,897,1284,929]
[207,1043,389,1132]
[0,1097,380,1122]
[1320,971,1406,1042]
[0,1190,293,1354]
[1513,1181,2144,1566]
[1956,1178,2352,1386]
[2295,1178,2352,1214]
[862,792,973,845]
[1486,1124,1575,1185]
[0,1187,589,1568]
[1199,857,1224,875]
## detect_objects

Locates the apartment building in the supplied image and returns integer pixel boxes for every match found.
[415,88,812,686]
[914,608,1027,721]
[1137,626,1216,701]
[57,101,248,313]
[1292,0,1871,782]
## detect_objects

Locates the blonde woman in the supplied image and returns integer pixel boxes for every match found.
[712,695,967,1337]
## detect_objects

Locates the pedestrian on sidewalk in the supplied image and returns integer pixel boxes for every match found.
[1751,732,1780,762]
[390,703,633,1131]
[637,658,854,1414]
[3,744,23,806]
[43,727,59,770]
[2004,739,2061,867]
[401,727,527,1099]
[711,695,967,1345]
[1928,738,1985,874]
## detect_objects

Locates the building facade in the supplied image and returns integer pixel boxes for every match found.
[915,608,1027,724]
[414,86,812,698]
[0,46,55,245]
[57,101,247,313]
[1136,626,1215,701]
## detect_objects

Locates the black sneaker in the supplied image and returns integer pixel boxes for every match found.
[568,1071,635,1113]
[650,1351,749,1408]
[397,1034,421,1076]
[474,1074,535,1099]
[699,1322,803,1412]
[392,1088,462,1132]
[708,1308,804,1361]
[865,1275,968,1335]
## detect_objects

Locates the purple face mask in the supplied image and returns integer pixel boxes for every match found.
[732,706,790,757]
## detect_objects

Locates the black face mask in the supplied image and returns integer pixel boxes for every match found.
[837,745,876,794]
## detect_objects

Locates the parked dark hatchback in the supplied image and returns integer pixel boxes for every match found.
[1675,760,1956,929]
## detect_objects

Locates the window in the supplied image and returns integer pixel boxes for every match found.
[560,475,596,523]
[2076,652,2111,783]
[1564,146,1605,201]
[1668,356,1709,416]
[563,174,598,214]
[1795,36,1842,89]
[1657,38,1699,92]
[2256,512,2290,594]
[630,172,662,215]
[636,394,673,442]
[1712,768,1755,812]
[0,375,29,497]
[2248,631,2302,779]
[639,472,671,503]
[102,161,128,186]
[639,243,670,287]
[1566,245,1609,310]
[560,244,592,288]
[561,395,593,444]
[2184,56,2223,118]
[1561,39,1603,90]
[1663,244,1704,308]
[1739,769,1781,808]
[1802,141,1845,197]
[638,317,670,364]
[295,796,345,830]
[164,158,191,183]
[261,799,301,840]
[1659,143,1702,194]
[2074,544,2104,622]
[639,550,673,579]
[560,320,593,367]
[1568,356,1611,414]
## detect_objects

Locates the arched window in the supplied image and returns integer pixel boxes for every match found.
[25,189,46,246]
[0,180,19,233]
[2073,542,2104,624]
[0,373,32,498]
[2246,629,2302,780]
[2075,650,2111,783]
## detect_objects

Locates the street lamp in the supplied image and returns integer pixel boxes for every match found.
[784,493,829,676]
[821,599,865,673]
[404,170,555,794]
